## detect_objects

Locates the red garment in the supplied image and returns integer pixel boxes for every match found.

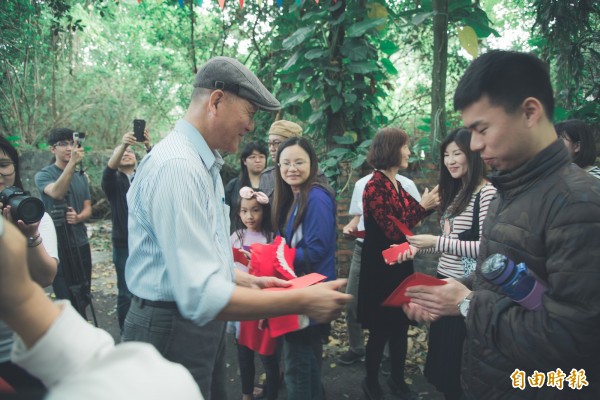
[238,236,300,353]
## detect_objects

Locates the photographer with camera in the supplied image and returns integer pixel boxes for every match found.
[101,129,151,332]
[0,136,58,391]
[34,128,93,309]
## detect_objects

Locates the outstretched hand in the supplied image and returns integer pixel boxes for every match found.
[420,185,440,211]
[405,278,470,317]
[299,279,352,323]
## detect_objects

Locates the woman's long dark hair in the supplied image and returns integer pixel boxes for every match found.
[439,128,486,217]
[0,136,23,188]
[233,196,274,245]
[271,137,333,233]
[238,141,268,188]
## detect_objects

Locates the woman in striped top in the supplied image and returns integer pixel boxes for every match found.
[406,128,496,400]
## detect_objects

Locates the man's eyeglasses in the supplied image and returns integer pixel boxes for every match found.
[278,160,308,169]
[0,161,15,177]
[268,140,282,148]
[53,140,76,148]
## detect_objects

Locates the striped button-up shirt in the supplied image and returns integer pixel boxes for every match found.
[125,119,235,326]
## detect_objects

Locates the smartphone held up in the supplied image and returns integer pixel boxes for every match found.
[133,119,146,142]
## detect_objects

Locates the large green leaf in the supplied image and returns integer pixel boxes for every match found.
[346,60,379,74]
[332,135,355,145]
[346,18,386,38]
[330,96,343,113]
[351,154,366,169]
[380,40,399,55]
[282,50,302,71]
[341,39,369,61]
[381,58,398,75]
[308,110,324,124]
[282,26,316,50]
[411,12,433,25]
[327,147,351,158]
[305,48,328,61]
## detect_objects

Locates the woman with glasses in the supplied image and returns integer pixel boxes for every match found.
[0,136,58,391]
[555,119,600,179]
[358,127,439,400]
[259,120,303,201]
[271,137,336,400]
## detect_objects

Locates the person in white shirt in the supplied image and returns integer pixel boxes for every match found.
[0,217,203,400]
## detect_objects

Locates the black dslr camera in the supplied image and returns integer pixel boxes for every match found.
[0,186,45,224]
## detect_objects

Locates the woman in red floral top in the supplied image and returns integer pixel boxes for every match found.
[358,127,439,400]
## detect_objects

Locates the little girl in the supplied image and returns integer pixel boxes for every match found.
[230,187,279,400]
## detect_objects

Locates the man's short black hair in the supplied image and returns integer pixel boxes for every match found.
[47,128,76,145]
[454,50,555,120]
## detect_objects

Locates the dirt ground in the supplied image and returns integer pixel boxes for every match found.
[74,220,444,399]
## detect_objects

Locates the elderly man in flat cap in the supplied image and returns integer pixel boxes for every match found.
[122,57,351,399]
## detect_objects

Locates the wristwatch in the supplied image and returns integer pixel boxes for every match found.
[458,292,474,317]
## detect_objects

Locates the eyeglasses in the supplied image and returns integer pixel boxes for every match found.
[278,160,308,169]
[268,140,282,148]
[53,140,75,148]
[0,161,15,177]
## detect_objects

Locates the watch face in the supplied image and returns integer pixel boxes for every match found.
[459,299,470,317]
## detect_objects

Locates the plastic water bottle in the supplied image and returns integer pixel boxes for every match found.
[480,254,547,311]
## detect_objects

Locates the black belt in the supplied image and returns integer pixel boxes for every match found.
[133,295,178,310]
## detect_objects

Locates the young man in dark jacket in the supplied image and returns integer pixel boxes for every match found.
[402,50,600,399]
[101,131,151,331]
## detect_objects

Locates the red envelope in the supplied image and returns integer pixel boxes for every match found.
[263,272,327,292]
[232,247,249,267]
[351,230,365,239]
[382,242,412,264]
[389,216,414,236]
[382,272,447,307]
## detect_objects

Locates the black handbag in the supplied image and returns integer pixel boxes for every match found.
[457,190,481,241]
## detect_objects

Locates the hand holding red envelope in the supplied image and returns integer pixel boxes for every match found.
[382,242,412,264]
[232,247,249,266]
[382,272,447,307]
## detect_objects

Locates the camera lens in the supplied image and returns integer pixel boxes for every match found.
[9,195,45,224]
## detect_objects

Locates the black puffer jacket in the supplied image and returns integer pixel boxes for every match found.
[463,140,600,399]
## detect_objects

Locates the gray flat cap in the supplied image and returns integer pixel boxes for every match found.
[194,56,281,111]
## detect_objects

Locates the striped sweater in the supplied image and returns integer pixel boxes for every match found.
[420,183,497,279]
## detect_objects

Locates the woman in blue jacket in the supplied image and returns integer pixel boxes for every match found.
[271,136,336,400]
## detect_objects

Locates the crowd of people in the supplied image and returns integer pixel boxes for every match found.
[0,49,599,400]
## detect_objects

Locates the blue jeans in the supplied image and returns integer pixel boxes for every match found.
[283,325,324,400]
[112,245,132,331]
[122,298,228,400]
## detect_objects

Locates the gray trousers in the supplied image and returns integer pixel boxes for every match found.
[346,241,389,358]
[345,241,366,355]
[122,298,227,400]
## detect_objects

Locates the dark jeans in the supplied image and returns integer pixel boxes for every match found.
[237,343,280,399]
[52,243,92,309]
[122,297,227,400]
[283,325,325,400]
[112,245,132,331]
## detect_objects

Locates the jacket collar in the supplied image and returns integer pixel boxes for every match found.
[489,140,570,198]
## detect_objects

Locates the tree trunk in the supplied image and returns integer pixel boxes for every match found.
[189,0,197,74]
[324,0,347,151]
[430,0,448,153]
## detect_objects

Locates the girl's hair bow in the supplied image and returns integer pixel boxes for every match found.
[239,186,269,205]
